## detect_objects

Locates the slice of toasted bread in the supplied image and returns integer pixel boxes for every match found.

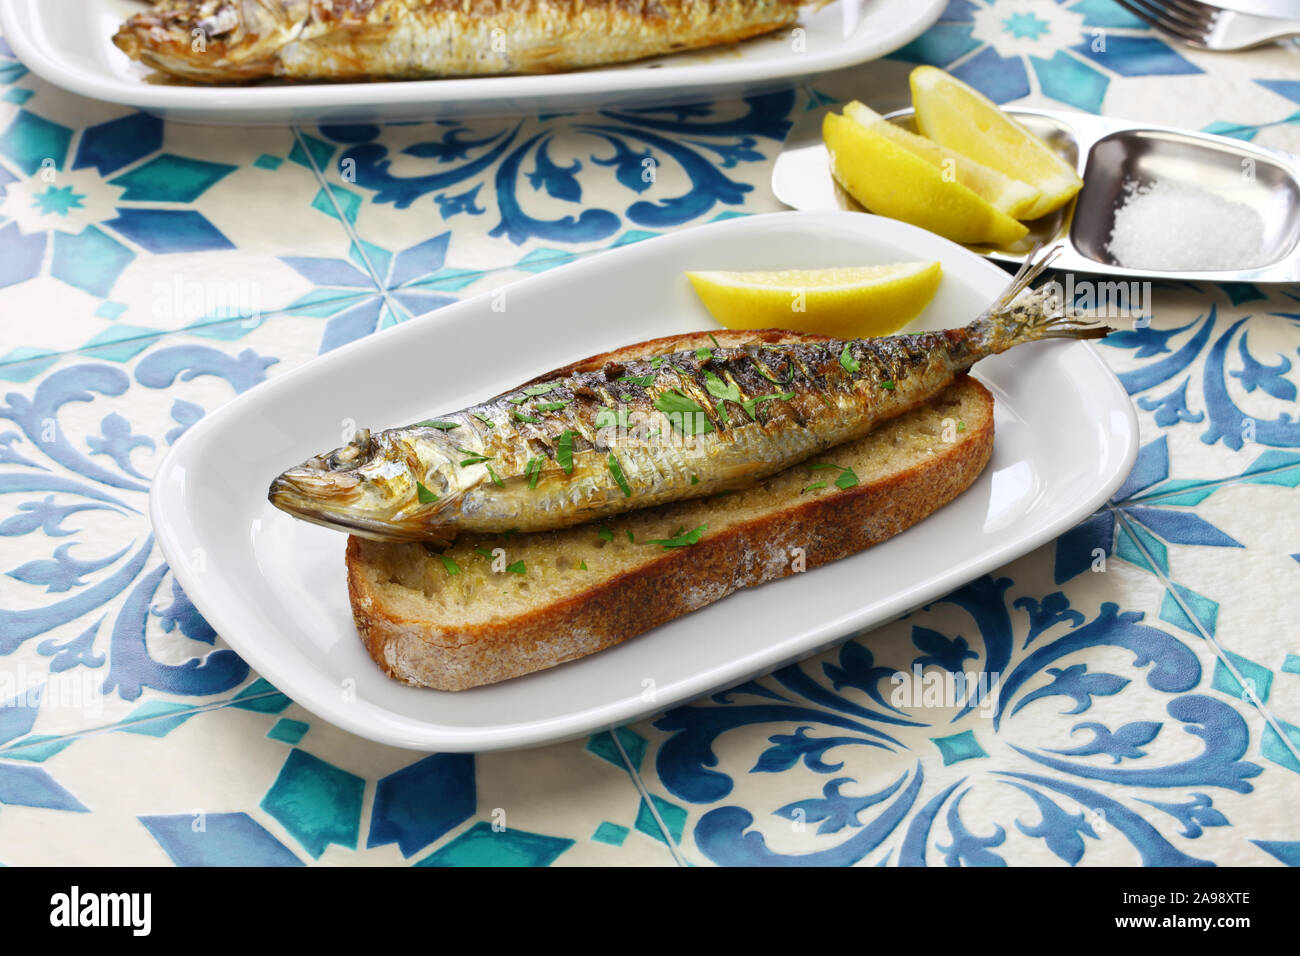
[346,331,994,692]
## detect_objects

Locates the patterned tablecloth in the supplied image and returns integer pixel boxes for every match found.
[1,1,1299,868]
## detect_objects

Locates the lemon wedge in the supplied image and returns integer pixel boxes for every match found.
[823,110,1029,246]
[910,66,1083,220]
[686,262,943,338]
[842,101,1039,219]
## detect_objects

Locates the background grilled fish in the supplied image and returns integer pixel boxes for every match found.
[114,0,808,83]
[269,250,1110,547]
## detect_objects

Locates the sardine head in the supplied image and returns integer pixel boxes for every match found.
[268,429,455,546]
[113,0,310,82]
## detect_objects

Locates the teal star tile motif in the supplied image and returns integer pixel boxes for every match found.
[414,822,574,866]
[1002,11,1049,39]
[1283,654,1300,676]
[932,729,988,766]
[260,749,365,858]
[31,184,84,216]
[253,153,284,171]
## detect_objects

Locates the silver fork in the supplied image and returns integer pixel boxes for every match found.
[1114,0,1300,50]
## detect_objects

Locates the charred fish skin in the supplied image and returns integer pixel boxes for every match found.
[114,0,805,83]
[268,248,1110,545]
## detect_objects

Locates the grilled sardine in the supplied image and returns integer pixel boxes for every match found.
[113,0,807,83]
[269,249,1109,546]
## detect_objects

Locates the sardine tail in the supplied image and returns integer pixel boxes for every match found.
[985,244,1114,345]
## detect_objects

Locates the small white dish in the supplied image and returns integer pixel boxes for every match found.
[1,0,944,125]
[150,211,1138,752]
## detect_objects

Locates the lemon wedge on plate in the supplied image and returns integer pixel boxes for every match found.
[842,101,1039,219]
[686,262,943,338]
[910,66,1083,220]
[822,109,1029,247]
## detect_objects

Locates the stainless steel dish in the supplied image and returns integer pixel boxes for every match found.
[771,104,1300,282]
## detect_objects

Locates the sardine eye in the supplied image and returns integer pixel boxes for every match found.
[326,429,372,470]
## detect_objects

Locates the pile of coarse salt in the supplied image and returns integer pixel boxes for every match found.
[1106,179,1264,271]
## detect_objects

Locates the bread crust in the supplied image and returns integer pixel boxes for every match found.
[347,357,995,691]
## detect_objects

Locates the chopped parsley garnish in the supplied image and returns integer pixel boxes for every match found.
[881,380,896,390]
[457,448,493,467]
[416,481,438,504]
[957,420,966,432]
[485,462,505,488]
[620,393,636,402]
[704,370,740,425]
[647,524,706,549]
[525,456,543,488]
[440,554,461,575]
[503,528,518,541]
[416,420,459,430]
[802,481,828,493]
[534,401,570,412]
[654,389,715,435]
[741,391,794,419]
[556,430,576,473]
[618,374,656,387]
[690,474,699,485]
[472,412,495,428]
[474,547,495,560]
[809,462,860,489]
[505,560,526,575]
[839,343,860,374]
[507,396,529,405]
[750,355,795,385]
[595,408,630,429]
[579,560,588,571]
[512,409,540,424]
[650,356,667,369]
[626,529,635,543]
[694,346,712,360]
[607,453,632,497]
[598,526,614,542]
[523,383,559,396]
[709,333,722,350]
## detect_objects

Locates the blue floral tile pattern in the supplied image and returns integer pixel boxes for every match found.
[0,5,1298,864]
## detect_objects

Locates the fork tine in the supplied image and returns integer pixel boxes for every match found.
[1116,0,1209,42]
[1154,0,1220,28]
[1111,0,1161,29]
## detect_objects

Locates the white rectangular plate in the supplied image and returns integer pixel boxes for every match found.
[1,0,944,125]
[150,211,1138,752]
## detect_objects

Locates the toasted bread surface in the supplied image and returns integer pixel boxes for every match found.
[347,332,994,691]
